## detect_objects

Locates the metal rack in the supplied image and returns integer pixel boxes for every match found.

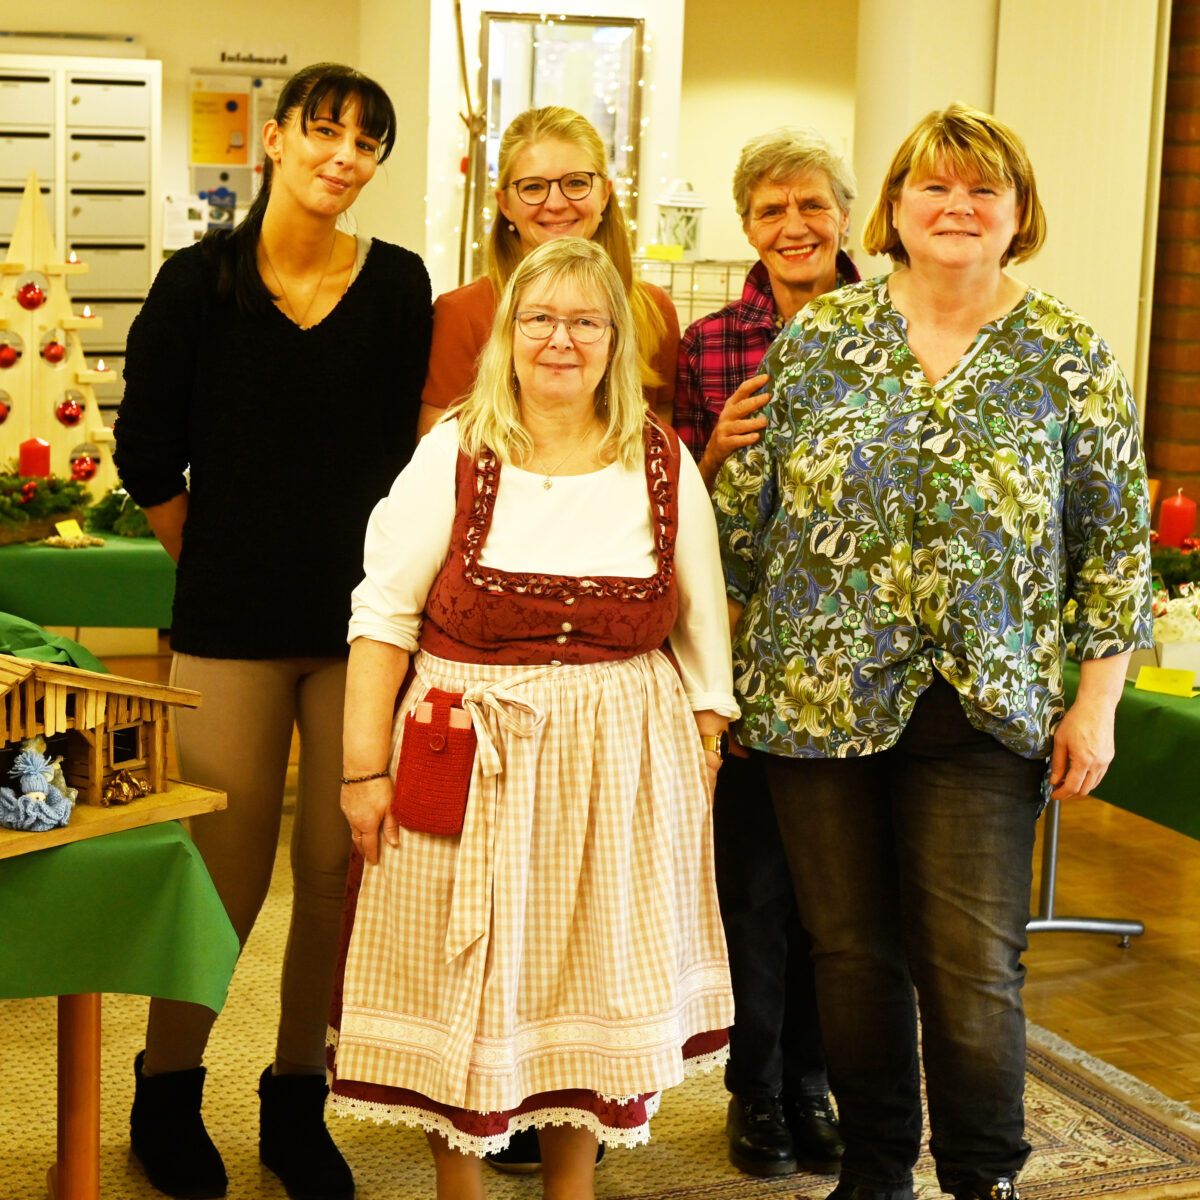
[633,257,756,327]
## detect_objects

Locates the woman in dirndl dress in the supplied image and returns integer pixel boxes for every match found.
[329,236,738,1200]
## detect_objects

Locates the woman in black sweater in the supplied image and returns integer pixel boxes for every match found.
[114,62,431,1200]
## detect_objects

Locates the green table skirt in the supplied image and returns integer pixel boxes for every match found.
[0,821,238,1011]
[0,533,175,628]
[1064,660,1200,841]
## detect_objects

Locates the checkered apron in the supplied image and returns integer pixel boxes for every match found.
[330,647,732,1138]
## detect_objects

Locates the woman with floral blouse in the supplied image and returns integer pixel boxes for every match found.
[714,104,1153,1200]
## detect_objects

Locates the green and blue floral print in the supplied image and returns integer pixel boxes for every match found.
[715,278,1154,761]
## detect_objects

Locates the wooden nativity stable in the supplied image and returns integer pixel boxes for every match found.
[0,654,199,804]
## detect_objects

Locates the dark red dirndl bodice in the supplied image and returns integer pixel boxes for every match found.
[419,420,681,666]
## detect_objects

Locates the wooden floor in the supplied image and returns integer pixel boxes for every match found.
[1025,795,1200,1106]
[104,647,1200,1111]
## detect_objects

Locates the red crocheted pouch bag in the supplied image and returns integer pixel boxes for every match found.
[391,689,477,836]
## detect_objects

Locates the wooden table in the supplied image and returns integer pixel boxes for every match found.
[0,796,238,1199]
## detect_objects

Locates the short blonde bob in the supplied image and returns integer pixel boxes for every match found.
[861,102,1046,267]
[489,105,666,392]
[453,237,647,471]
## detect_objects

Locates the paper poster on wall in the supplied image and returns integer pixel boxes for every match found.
[190,88,250,166]
[250,76,285,147]
[189,71,288,205]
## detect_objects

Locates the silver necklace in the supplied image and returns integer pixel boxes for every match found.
[532,425,596,490]
[261,234,337,328]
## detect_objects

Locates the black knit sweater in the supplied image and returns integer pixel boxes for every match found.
[114,238,432,658]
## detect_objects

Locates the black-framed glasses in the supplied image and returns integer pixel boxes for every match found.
[508,172,597,205]
[514,311,612,344]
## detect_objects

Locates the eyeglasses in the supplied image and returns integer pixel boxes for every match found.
[508,172,597,205]
[514,311,612,344]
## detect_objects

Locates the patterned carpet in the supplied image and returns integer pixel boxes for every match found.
[3,811,1199,1199]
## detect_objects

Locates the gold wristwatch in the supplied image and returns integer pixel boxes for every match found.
[700,732,728,759]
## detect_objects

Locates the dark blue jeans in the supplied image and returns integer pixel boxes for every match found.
[763,677,1043,1196]
[712,752,827,1100]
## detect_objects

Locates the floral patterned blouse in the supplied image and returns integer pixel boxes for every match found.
[714,277,1154,762]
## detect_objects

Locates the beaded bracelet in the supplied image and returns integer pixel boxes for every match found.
[340,769,389,785]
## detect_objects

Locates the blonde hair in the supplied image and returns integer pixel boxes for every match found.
[489,105,665,392]
[861,102,1046,267]
[454,238,646,470]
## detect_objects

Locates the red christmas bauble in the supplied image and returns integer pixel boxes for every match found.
[56,396,84,426]
[42,341,66,364]
[71,454,98,482]
[17,282,45,310]
[0,399,8,425]
[0,344,18,369]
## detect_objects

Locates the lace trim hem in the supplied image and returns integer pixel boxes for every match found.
[326,1039,727,1156]
[328,1092,663,1154]
[460,421,676,602]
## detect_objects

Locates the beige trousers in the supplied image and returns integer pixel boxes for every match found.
[143,653,350,1076]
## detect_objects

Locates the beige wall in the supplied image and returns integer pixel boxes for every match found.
[994,0,1167,403]
[353,0,429,256]
[677,0,859,262]
[852,0,998,278]
[5,4,360,203]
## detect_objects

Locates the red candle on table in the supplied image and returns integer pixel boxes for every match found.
[1159,488,1197,548]
[19,437,51,477]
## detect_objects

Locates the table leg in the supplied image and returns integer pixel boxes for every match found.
[1026,797,1145,945]
[52,993,102,1200]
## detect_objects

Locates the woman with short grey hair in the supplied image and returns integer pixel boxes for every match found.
[672,125,858,1181]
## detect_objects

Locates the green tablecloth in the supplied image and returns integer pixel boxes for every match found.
[0,533,175,628]
[0,822,238,1011]
[1064,660,1200,840]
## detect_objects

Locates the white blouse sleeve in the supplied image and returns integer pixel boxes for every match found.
[347,419,459,650]
[671,449,740,718]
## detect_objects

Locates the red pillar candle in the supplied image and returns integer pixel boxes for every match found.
[19,437,51,477]
[1159,488,1197,548]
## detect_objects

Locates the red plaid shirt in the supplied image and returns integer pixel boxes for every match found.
[672,253,860,461]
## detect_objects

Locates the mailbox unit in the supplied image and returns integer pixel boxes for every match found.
[0,54,161,423]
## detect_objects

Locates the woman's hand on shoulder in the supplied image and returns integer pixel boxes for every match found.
[698,374,770,491]
[340,775,397,865]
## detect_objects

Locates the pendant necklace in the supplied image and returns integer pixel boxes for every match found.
[262,233,337,329]
[533,425,595,490]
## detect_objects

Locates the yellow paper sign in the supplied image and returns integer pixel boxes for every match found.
[1134,664,1198,697]
[191,90,250,166]
[55,519,84,539]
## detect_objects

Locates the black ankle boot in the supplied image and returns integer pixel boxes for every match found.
[258,1067,354,1200]
[726,1095,797,1176]
[130,1050,227,1200]
[783,1093,845,1174]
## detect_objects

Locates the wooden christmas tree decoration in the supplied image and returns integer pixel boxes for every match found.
[0,171,118,495]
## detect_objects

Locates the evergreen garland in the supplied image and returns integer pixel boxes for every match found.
[1150,546,1200,590]
[0,474,91,531]
[88,487,155,538]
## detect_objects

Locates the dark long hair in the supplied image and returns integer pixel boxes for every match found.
[204,63,397,311]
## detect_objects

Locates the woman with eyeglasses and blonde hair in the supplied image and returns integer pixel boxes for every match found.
[329,236,736,1200]
[715,103,1152,1200]
[418,106,679,436]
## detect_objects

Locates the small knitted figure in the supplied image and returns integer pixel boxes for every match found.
[0,747,74,832]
